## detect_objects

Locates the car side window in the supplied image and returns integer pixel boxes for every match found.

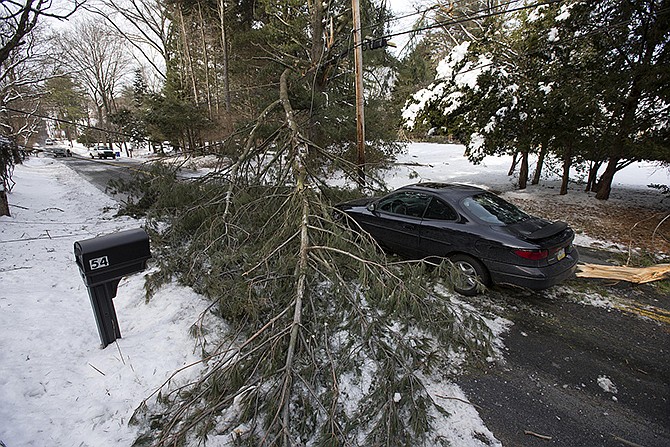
[378,193,408,214]
[378,192,430,218]
[423,197,458,221]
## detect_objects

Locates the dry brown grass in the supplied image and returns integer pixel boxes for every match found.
[507,196,670,257]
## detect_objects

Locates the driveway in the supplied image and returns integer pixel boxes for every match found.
[459,273,670,447]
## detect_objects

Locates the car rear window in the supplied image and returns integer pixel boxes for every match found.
[462,192,530,225]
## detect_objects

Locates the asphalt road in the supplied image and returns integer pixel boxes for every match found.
[64,157,669,446]
[59,153,148,201]
[459,276,670,447]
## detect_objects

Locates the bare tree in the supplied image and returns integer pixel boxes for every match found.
[88,0,170,81]
[1,25,49,142]
[2,1,66,64]
[1,1,85,193]
[175,3,199,104]
[57,20,134,142]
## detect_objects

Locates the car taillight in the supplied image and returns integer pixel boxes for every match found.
[513,249,548,260]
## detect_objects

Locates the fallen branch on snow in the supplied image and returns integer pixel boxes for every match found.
[576,263,670,284]
[0,266,32,273]
[524,430,552,441]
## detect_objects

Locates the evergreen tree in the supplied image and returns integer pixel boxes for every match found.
[402,0,670,197]
[391,41,437,136]
[151,0,400,165]
[589,0,670,199]
[109,3,497,446]
[44,75,88,142]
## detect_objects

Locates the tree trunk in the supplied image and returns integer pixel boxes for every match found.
[595,54,644,200]
[585,160,602,192]
[560,149,572,195]
[532,144,548,185]
[218,0,231,112]
[307,0,325,144]
[279,68,310,447]
[178,6,199,104]
[197,3,213,118]
[518,151,529,189]
[12,146,23,165]
[595,157,619,200]
[310,0,325,67]
[508,152,518,176]
[0,189,9,217]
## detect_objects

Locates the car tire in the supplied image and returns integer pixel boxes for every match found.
[449,254,490,296]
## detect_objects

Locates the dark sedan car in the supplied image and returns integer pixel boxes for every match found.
[335,183,579,295]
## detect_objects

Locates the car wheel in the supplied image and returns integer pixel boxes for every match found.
[449,254,490,296]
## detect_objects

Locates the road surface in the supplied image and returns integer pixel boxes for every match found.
[459,277,669,447]
[62,154,147,200]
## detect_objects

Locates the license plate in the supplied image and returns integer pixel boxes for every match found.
[556,247,566,261]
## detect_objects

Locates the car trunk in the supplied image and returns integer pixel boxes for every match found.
[504,218,575,266]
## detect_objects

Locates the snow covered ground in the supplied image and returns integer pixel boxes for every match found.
[390,142,669,200]
[1,143,668,446]
[0,156,215,446]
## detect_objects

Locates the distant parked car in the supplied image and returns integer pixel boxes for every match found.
[50,147,68,157]
[45,138,54,146]
[89,144,116,159]
[335,183,579,295]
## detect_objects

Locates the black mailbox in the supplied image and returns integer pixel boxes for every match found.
[75,228,151,286]
[74,228,151,348]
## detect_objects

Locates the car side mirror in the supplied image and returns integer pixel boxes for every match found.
[366,202,376,212]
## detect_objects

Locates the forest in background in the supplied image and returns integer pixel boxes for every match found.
[1,0,667,199]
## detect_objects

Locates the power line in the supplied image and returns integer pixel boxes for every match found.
[3,106,259,161]
[371,3,442,27]
[390,0,564,40]
[3,106,135,140]
[357,0,565,49]
[362,0,526,33]
[0,232,94,244]
[3,77,281,143]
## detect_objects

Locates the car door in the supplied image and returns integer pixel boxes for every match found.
[364,191,430,257]
[418,197,465,258]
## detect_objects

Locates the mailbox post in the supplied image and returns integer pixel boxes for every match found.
[74,228,151,348]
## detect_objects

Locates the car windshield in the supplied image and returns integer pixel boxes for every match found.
[461,192,530,225]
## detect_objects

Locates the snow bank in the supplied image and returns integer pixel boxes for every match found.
[0,157,212,446]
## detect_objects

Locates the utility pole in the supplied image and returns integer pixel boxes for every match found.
[351,0,365,187]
